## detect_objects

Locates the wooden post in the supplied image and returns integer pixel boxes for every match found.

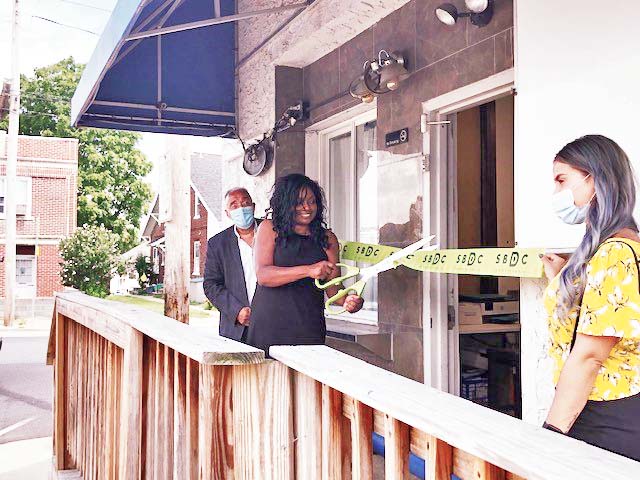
[474,458,507,480]
[162,136,190,480]
[293,372,322,479]
[428,435,453,480]
[199,365,233,480]
[321,385,343,480]
[186,359,199,480]
[383,415,409,480]
[54,313,66,470]
[233,362,294,480]
[118,326,143,480]
[162,135,191,323]
[350,400,373,480]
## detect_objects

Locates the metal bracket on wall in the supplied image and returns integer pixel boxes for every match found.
[420,113,451,133]
[421,154,430,172]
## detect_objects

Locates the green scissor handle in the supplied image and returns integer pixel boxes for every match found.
[314,263,366,315]
[323,278,367,315]
[314,263,360,290]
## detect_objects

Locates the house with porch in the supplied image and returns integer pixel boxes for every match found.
[141,151,225,301]
[44,0,640,478]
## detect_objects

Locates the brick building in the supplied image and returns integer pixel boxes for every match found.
[0,132,78,299]
[141,152,224,302]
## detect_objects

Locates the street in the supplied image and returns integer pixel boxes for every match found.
[0,335,52,479]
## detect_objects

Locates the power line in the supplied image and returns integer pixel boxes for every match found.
[32,15,99,35]
[58,0,112,13]
[20,91,72,103]
[0,108,64,119]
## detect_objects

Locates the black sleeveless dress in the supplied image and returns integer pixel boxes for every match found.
[246,233,328,354]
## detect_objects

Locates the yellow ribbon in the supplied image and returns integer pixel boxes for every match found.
[340,241,544,278]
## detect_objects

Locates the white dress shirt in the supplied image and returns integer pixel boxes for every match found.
[234,223,257,303]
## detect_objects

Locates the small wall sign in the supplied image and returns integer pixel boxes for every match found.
[385,128,409,147]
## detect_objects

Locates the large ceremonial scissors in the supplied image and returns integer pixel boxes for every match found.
[315,235,438,314]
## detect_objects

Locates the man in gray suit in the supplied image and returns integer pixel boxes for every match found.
[204,188,260,341]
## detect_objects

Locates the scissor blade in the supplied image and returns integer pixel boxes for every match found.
[361,235,436,278]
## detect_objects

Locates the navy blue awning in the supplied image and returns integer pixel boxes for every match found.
[71,0,238,137]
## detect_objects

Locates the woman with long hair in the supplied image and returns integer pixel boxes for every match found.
[247,173,363,353]
[541,135,640,460]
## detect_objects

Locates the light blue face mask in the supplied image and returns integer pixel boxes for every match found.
[552,175,593,225]
[229,206,255,229]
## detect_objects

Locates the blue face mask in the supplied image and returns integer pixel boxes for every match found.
[229,206,255,229]
[552,174,593,225]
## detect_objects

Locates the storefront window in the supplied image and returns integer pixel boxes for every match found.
[325,118,378,322]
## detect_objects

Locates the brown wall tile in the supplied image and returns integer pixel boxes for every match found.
[373,1,417,73]
[494,27,514,73]
[303,48,341,123]
[339,28,375,98]
[275,66,305,176]
[416,0,468,69]
[467,0,514,46]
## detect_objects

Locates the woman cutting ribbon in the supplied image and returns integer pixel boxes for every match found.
[247,174,364,355]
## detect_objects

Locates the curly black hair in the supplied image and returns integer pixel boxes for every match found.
[268,173,328,248]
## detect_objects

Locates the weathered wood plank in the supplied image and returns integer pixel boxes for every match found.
[54,312,66,470]
[270,345,640,480]
[65,319,76,468]
[293,372,322,479]
[428,435,453,480]
[173,352,188,478]
[186,358,199,480]
[474,457,507,480]
[142,338,156,480]
[153,341,165,480]
[321,385,342,480]
[55,292,264,365]
[384,415,409,479]
[47,303,57,365]
[410,428,429,459]
[350,400,373,480]
[163,346,175,477]
[233,361,294,480]
[118,326,143,480]
[56,297,128,349]
[104,342,115,480]
[198,365,233,480]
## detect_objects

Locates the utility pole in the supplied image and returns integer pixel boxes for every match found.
[162,135,190,324]
[4,0,20,326]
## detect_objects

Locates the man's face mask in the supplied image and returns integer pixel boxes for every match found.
[229,206,255,229]
[552,174,594,225]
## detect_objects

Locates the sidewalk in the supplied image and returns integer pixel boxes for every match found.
[0,315,52,337]
[0,436,52,480]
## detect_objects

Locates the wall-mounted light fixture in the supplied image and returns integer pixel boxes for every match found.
[435,0,493,27]
[239,101,307,176]
[349,50,410,103]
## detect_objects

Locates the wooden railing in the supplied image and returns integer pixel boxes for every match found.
[48,291,640,480]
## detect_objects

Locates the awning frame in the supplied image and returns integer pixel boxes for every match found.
[72,0,311,136]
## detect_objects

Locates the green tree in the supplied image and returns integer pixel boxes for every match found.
[59,225,124,298]
[0,57,152,252]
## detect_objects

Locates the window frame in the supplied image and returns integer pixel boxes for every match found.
[316,109,379,325]
[193,240,201,276]
[0,176,33,218]
[194,194,201,219]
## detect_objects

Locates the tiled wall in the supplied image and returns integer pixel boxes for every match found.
[302,0,514,154]
[295,0,514,381]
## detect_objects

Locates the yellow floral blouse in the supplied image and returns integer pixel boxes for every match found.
[544,239,640,401]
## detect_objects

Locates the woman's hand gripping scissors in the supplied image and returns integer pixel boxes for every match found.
[315,235,438,314]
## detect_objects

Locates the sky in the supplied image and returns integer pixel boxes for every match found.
[0,0,173,191]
